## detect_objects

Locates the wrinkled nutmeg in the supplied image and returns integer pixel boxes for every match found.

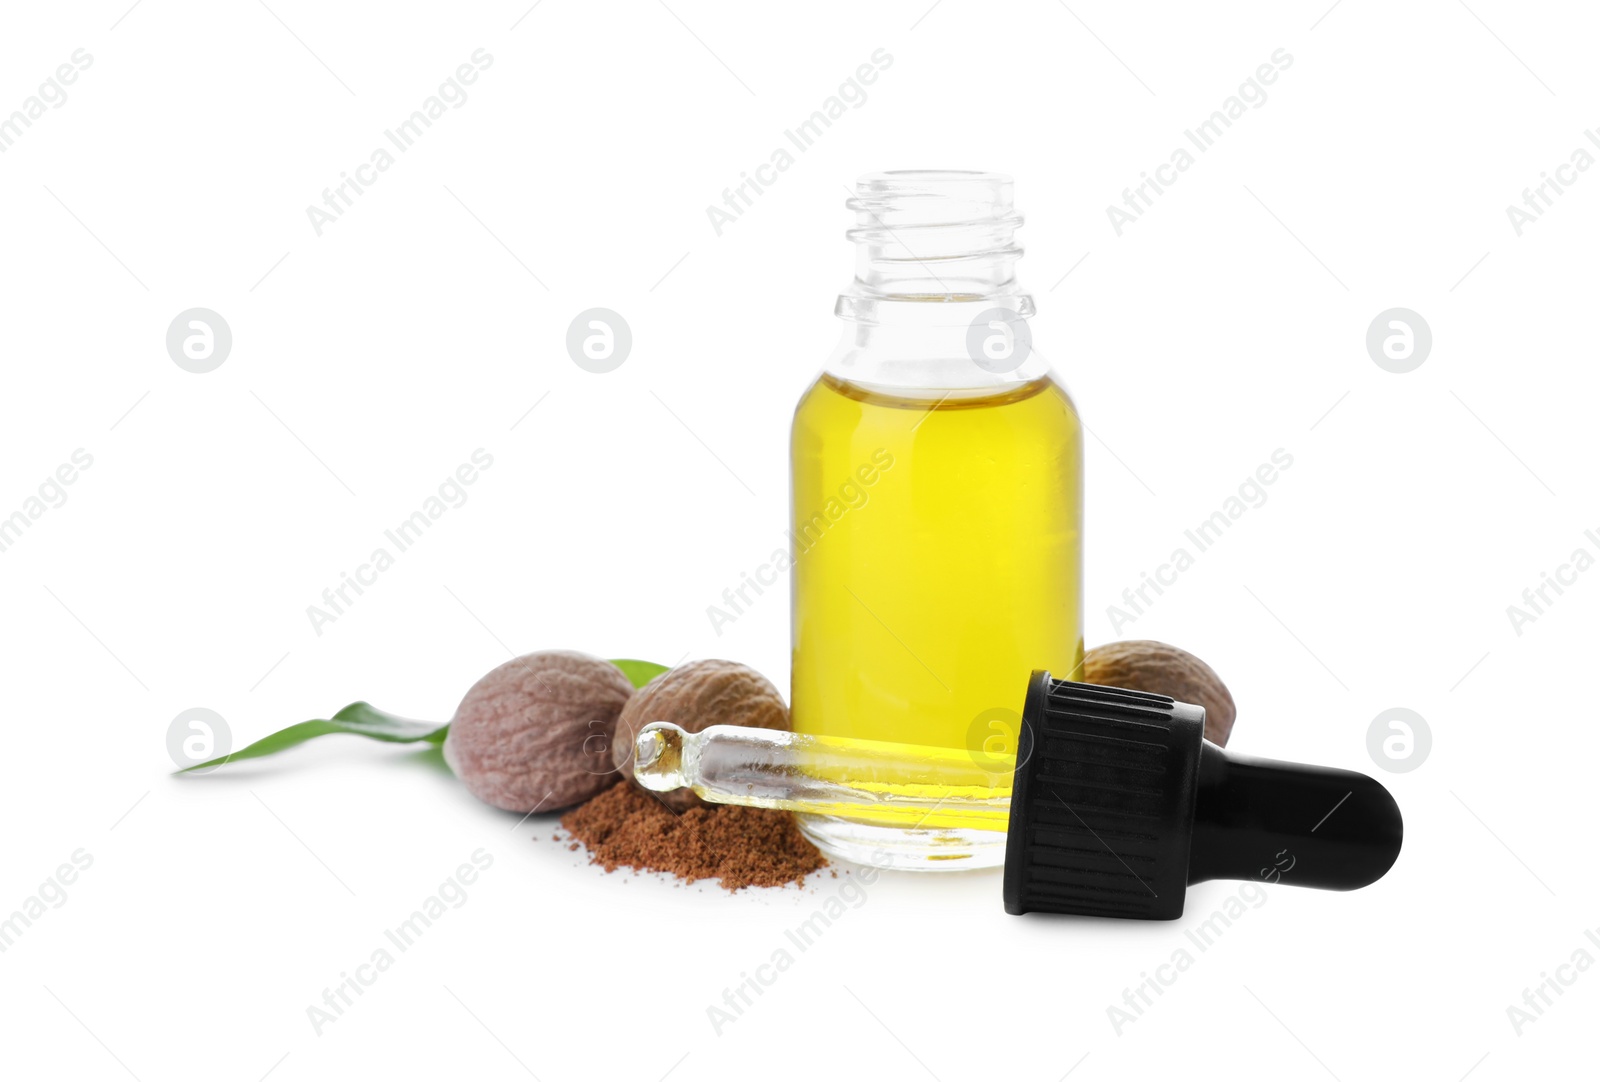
[611,659,790,812]
[443,650,635,813]
[1082,640,1237,746]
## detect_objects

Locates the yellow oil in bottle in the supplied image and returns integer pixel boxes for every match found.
[790,372,1083,841]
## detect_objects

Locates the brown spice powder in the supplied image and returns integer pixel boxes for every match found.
[560,782,826,891]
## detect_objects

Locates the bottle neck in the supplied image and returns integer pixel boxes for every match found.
[827,171,1042,393]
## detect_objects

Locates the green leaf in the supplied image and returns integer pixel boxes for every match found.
[176,702,447,774]
[176,658,674,775]
[610,658,671,688]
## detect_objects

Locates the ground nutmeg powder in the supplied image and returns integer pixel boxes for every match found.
[560,781,826,891]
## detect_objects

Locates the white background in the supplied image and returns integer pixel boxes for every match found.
[2,1,1596,1079]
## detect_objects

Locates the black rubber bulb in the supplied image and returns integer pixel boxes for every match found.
[1188,743,1403,891]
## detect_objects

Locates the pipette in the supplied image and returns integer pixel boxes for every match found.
[632,672,1404,919]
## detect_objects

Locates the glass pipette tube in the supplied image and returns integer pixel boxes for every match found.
[631,721,1012,833]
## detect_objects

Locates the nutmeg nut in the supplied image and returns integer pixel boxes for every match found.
[1082,640,1237,746]
[611,659,789,811]
[443,649,635,813]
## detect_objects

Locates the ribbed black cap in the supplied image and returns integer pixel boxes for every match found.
[1003,672,1205,919]
[1002,671,1404,920]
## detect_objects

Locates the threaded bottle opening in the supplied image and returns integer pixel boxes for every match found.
[842,170,1026,305]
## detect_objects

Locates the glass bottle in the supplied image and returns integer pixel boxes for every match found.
[790,170,1083,870]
